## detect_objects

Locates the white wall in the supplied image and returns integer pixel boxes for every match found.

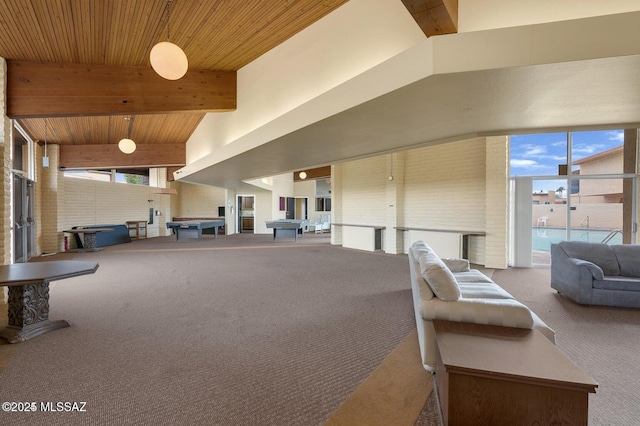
[184,0,425,163]
[332,137,510,267]
[403,139,486,231]
[174,181,226,217]
[63,178,155,229]
[459,0,640,32]
[340,156,387,225]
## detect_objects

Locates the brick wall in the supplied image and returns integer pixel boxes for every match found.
[484,136,509,268]
[403,139,486,230]
[0,58,11,266]
[332,137,510,265]
[174,181,226,217]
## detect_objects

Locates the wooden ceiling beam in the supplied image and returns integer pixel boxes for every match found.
[59,143,186,170]
[293,165,331,182]
[401,0,458,37]
[7,60,236,118]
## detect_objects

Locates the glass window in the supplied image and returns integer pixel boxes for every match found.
[11,121,35,180]
[571,130,624,175]
[509,132,567,178]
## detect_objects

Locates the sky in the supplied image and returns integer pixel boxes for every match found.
[510,129,625,193]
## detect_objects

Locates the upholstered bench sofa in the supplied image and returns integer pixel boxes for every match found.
[409,240,556,371]
[72,224,131,249]
[551,241,640,308]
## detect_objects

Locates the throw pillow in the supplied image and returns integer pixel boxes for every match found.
[418,251,461,301]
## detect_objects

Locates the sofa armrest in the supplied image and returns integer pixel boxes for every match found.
[567,258,604,280]
[551,245,602,304]
[420,298,534,329]
[442,258,470,273]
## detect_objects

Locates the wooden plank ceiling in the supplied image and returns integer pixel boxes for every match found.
[0,0,456,170]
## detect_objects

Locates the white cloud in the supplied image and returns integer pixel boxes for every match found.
[607,130,624,143]
[510,159,540,168]
[524,147,546,156]
[572,144,607,154]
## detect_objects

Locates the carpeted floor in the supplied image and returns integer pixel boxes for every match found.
[1,235,638,425]
[492,267,640,426]
[0,234,425,425]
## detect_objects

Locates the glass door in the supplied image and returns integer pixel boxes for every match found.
[13,174,35,263]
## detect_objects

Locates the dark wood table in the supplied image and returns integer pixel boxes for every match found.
[433,320,598,425]
[0,261,99,343]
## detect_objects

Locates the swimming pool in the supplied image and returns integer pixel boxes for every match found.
[532,227,622,251]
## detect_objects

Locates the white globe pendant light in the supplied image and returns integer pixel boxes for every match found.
[151,0,188,80]
[150,41,188,80]
[118,116,136,154]
[118,138,136,154]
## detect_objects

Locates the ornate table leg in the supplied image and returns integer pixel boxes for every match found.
[0,282,69,343]
[83,232,97,249]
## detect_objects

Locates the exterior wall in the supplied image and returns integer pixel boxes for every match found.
[533,203,623,231]
[0,58,11,266]
[39,144,63,254]
[578,151,624,196]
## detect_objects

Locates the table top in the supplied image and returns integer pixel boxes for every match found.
[63,228,114,234]
[433,320,598,392]
[265,220,308,229]
[166,220,225,227]
[0,261,99,287]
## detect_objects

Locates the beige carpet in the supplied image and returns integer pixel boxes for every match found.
[325,329,432,426]
[492,267,640,426]
[0,234,429,425]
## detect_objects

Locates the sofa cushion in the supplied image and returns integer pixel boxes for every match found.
[453,270,495,284]
[417,249,461,301]
[459,282,515,300]
[420,297,534,329]
[442,258,470,273]
[558,241,620,276]
[612,245,640,277]
[593,277,640,292]
[409,243,434,301]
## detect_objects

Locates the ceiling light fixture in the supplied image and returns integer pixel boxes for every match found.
[118,116,136,154]
[299,171,307,180]
[150,0,188,80]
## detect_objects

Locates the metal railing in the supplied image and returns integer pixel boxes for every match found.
[601,229,622,244]
[580,216,589,228]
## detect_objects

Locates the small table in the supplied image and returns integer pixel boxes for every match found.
[126,220,148,240]
[433,320,598,425]
[0,261,99,343]
[63,227,114,251]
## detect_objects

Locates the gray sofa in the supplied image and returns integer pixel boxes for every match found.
[551,241,640,308]
[409,241,556,371]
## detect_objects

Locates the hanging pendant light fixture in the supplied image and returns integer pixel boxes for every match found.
[150,0,188,80]
[118,116,136,154]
